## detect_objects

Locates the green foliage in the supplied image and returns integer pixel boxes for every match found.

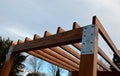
[110,54,120,71]
[56,68,60,76]
[0,37,12,69]
[9,53,27,76]
[0,36,27,76]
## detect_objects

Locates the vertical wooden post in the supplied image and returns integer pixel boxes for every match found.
[79,24,98,76]
[71,71,79,76]
[0,43,16,76]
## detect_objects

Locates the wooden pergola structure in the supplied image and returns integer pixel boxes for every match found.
[0,16,120,76]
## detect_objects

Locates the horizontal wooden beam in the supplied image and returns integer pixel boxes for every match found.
[27,51,74,71]
[97,71,120,76]
[71,42,112,71]
[57,27,80,59]
[13,28,82,53]
[97,60,111,71]
[92,16,120,58]
[24,37,79,71]
[98,47,120,71]
[18,38,77,71]
[45,30,80,61]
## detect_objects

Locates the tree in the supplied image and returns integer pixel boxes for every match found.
[0,36,27,76]
[26,56,43,73]
[27,72,46,76]
[0,37,12,69]
[49,64,64,76]
[56,68,60,76]
[10,53,27,76]
[110,53,120,71]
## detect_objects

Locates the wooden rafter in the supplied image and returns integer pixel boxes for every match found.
[13,28,82,53]
[1,16,120,76]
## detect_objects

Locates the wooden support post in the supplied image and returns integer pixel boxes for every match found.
[97,71,120,76]
[79,24,98,76]
[71,71,79,76]
[0,43,16,76]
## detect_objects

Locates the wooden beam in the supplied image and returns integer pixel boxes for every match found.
[0,42,17,76]
[72,22,82,51]
[97,60,111,71]
[98,47,120,71]
[79,25,98,76]
[13,28,82,53]
[92,16,120,58]
[73,22,81,29]
[45,31,80,64]
[25,37,79,71]
[27,51,74,71]
[17,39,76,71]
[97,71,120,76]
[71,71,79,76]
[69,38,111,71]
[57,27,80,59]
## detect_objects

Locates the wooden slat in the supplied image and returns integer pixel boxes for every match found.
[40,48,79,69]
[34,50,78,70]
[0,42,17,76]
[13,28,82,53]
[97,60,111,71]
[57,27,80,59]
[50,47,80,64]
[69,41,111,71]
[72,22,82,51]
[44,31,80,64]
[98,47,120,71]
[73,22,81,29]
[92,16,120,58]
[32,35,79,68]
[25,37,79,71]
[17,38,76,71]
[27,51,73,71]
[97,66,103,71]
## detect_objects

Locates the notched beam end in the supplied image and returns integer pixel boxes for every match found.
[57,27,65,34]
[44,31,51,37]
[17,39,24,44]
[92,16,97,24]
[34,34,41,40]
[73,22,81,29]
[25,37,32,42]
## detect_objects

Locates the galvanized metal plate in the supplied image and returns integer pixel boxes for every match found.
[81,24,95,55]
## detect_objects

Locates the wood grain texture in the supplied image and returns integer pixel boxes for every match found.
[27,51,74,71]
[98,47,120,71]
[79,25,98,76]
[97,60,111,71]
[44,31,80,64]
[13,28,82,53]
[71,71,79,76]
[0,42,17,76]
[97,71,120,76]
[93,16,120,58]
[57,27,80,59]
[25,37,79,71]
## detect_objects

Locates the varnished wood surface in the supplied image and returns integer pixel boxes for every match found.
[93,16,120,58]
[13,28,82,53]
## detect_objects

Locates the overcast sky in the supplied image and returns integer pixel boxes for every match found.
[1,0,120,46]
[0,0,120,75]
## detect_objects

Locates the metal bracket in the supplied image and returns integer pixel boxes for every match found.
[81,24,96,55]
[5,46,13,62]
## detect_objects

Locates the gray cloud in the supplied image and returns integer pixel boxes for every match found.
[0,0,120,48]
